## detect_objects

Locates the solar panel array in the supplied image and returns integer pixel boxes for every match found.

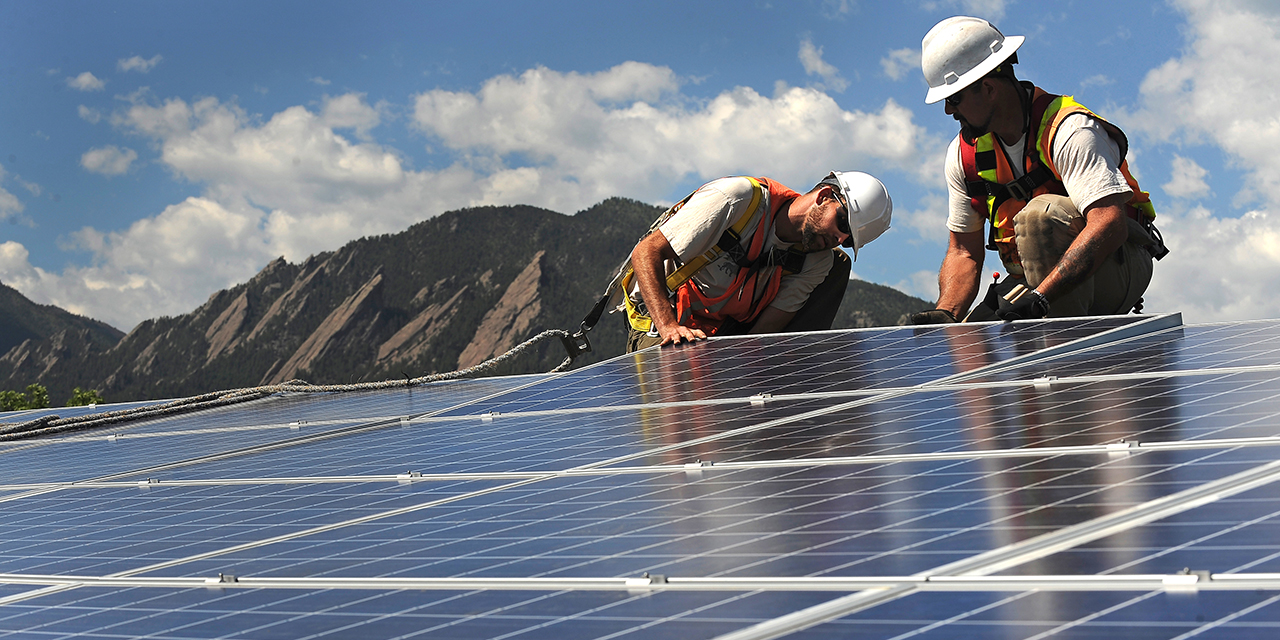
[3,313,1280,639]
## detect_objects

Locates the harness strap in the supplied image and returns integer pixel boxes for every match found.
[661,178,765,291]
[717,228,806,274]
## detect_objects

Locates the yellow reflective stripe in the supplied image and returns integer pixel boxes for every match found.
[662,177,764,291]
[619,176,766,333]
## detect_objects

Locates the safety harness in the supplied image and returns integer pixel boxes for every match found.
[579,177,806,338]
[959,83,1161,273]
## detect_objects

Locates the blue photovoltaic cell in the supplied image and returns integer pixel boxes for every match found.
[446,317,1145,416]
[0,479,507,577]
[0,399,166,425]
[0,586,848,640]
[0,379,538,486]
[996,471,1280,578]
[2,316,1280,639]
[145,447,1272,583]
[794,589,1280,639]
[600,370,1280,467]
[111,399,836,481]
[0,418,374,486]
[974,319,1280,384]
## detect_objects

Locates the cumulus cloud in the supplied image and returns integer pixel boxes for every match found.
[1120,0,1280,321]
[1163,155,1210,200]
[881,48,919,81]
[321,93,382,139]
[67,72,105,91]
[1080,74,1114,89]
[118,55,162,73]
[1143,203,1280,322]
[413,62,937,210]
[896,269,941,303]
[81,145,138,176]
[799,36,849,92]
[0,187,21,221]
[78,105,103,124]
[896,192,950,245]
[0,164,23,222]
[921,0,1009,22]
[0,198,274,330]
[12,62,940,329]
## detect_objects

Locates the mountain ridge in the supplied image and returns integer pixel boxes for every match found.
[1,199,930,403]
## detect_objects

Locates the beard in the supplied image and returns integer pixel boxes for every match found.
[799,204,827,252]
[958,113,991,142]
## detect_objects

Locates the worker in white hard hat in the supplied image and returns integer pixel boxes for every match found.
[622,171,891,351]
[908,16,1167,324]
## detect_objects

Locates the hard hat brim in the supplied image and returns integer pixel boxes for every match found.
[924,34,1024,105]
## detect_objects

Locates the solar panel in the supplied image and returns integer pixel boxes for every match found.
[1,312,1279,639]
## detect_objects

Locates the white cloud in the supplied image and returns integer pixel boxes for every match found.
[118,55,162,73]
[1080,74,1114,89]
[895,269,941,303]
[1119,0,1280,322]
[921,0,1009,22]
[413,63,938,210]
[78,105,103,124]
[16,61,941,329]
[0,186,22,221]
[897,192,950,244]
[881,48,919,81]
[81,145,138,176]
[310,76,332,86]
[67,72,105,91]
[799,36,849,92]
[321,93,382,139]
[0,198,275,330]
[1163,155,1210,200]
[1144,203,1280,322]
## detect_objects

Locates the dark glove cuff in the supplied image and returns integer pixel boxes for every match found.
[909,309,958,325]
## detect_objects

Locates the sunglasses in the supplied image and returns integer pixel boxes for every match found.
[832,191,853,247]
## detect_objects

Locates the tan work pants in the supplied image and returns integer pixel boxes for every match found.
[1013,194,1153,317]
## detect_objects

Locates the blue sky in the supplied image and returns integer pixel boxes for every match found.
[1,0,1275,331]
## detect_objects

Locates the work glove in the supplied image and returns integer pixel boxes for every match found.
[907,309,957,325]
[997,286,1050,321]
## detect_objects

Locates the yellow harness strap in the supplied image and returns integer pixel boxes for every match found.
[620,178,766,333]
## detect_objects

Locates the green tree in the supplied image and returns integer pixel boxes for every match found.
[0,384,51,411]
[66,387,106,407]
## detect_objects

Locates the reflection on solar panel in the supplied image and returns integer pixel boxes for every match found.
[3,312,1280,638]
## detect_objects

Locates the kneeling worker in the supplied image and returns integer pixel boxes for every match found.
[909,17,1166,324]
[625,171,891,352]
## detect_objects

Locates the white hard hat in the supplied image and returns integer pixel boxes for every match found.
[821,171,892,260]
[921,16,1023,105]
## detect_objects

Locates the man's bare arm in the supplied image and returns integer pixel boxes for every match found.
[936,229,986,319]
[1034,193,1128,301]
[630,232,707,346]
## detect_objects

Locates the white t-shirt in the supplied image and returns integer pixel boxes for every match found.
[945,113,1134,234]
[637,177,832,315]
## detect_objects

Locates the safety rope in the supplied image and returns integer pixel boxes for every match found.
[0,328,589,442]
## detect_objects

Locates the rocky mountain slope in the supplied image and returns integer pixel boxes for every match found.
[1,199,929,402]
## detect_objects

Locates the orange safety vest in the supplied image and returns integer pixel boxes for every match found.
[619,177,806,335]
[959,84,1156,274]
[674,177,803,334]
